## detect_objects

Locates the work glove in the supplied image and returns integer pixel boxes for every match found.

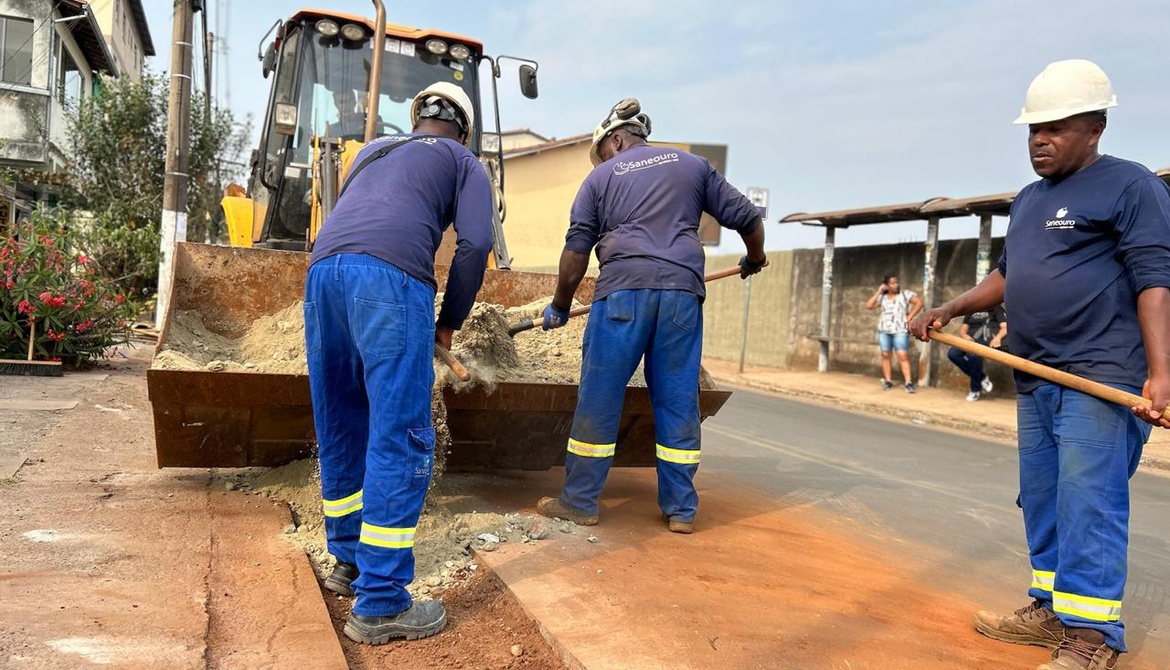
[739,255,767,279]
[542,302,570,330]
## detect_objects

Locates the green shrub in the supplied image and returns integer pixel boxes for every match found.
[0,209,136,367]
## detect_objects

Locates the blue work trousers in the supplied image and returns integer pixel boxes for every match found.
[561,289,704,521]
[1017,382,1150,652]
[947,337,988,392]
[304,254,437,617]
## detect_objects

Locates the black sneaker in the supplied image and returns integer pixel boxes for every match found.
[880,379,894,391]
[905,382,917,394]
[324,562,359,597]
[344,600,447,644]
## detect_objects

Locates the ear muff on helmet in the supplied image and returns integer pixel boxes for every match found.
[589,97,653,165]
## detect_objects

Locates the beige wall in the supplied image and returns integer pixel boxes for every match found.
[501,141,595,270]
[701,252,795,368]
[93,0,144,80]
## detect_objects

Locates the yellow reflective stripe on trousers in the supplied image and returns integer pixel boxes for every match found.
[1031,569,1055,593]
[322,490,363,518]
[656,444,700,465]
[567,438,616,458]
[1053,591,1122,622]
[359,522,416,549]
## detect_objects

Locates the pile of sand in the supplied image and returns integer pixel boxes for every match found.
[152,296,647,386]
[224,461,586,599]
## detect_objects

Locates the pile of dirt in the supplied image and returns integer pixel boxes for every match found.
[152,296,647,386]
[152,302,307,374]
[226,462,588,601]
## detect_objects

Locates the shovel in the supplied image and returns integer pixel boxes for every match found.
[507,265,752,336]
[434,343,471,382]
[929,330,1149,409]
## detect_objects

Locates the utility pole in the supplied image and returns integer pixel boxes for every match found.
[155,0,195,325]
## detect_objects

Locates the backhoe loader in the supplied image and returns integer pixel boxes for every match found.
[147,2,732,470]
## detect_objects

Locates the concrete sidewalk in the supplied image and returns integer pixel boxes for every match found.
[0,347,345,669]
[701,358,1170,471]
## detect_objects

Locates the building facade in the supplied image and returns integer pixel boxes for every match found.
[0,0,150,223]
[90,0,154,83]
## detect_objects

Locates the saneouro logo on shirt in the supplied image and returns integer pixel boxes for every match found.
[1045,205,1076,230]
[613,152,680,176]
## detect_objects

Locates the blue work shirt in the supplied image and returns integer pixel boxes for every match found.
[566,144,761,301]
[999,155,1170,392]
[310,134,494,330]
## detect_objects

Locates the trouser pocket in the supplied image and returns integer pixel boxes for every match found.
[406,426,436,490]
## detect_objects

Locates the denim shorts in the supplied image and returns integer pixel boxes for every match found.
[877,331,910,352]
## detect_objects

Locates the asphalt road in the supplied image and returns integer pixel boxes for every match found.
[701,388,1170,662]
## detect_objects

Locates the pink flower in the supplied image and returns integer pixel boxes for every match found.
[17,299,32,314]
[77,254,88,265]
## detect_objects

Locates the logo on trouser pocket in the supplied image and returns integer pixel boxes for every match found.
[407,426,436,490]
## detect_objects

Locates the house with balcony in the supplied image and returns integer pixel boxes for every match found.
[0,0,148,223]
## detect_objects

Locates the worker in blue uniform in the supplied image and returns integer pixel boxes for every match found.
[911,60,1170,670]
[303,82,493,645]
[534,98,767,534]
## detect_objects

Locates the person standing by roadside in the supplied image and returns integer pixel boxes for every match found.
[865,273,923,393]
[948,305,1007,401]
[911,59,1170,670]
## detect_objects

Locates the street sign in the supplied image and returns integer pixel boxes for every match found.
[746,187,769,220]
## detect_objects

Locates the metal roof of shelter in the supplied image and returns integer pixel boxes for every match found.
[780,192,1016,227]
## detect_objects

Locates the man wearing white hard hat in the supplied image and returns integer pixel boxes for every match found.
[912,60,1170,669]
[304,81,492,645]
[534,98,767,533]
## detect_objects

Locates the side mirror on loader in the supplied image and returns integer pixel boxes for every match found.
[519,64,538,99]
[261,43,277,79]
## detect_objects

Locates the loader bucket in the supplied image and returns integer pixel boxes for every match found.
[148,242,732,469]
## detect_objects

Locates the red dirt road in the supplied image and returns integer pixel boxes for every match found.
[467,469,1091,670]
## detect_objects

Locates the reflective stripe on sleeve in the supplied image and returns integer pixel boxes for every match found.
[1030,569,1055,593]
[322,490,363,518]
[1053,591,1122,622]
[359,522,416,549]
[567,438,616,459]
[656,444,700,465]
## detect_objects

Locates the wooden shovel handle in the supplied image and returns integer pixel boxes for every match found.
[433,343,471,382]
[929,330,1149,409]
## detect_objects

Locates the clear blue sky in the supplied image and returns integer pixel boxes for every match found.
[141,1,1170,256]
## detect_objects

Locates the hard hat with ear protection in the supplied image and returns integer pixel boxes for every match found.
[411,82,475,146]
[589,97,652,166]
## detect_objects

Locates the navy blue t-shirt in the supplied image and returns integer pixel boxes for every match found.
[310,134,494,330]
[566,144,761,301]
[998,155,1170,392]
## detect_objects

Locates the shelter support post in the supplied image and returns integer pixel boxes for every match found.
[819,227,835,372]
[922,217,939,386]
[976,214,993,283]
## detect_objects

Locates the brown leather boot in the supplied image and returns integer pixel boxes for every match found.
[536,497,597,526]
[1038,628,1119,670]
[661,513,693,534]
[974,600,1064,649]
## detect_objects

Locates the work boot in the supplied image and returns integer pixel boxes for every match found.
[974,600,1064,649]
[536,497,597,526]
[1038,628,1119,670]
[323,561,358,597]
[343,600,447,644]
[662,514,693,534]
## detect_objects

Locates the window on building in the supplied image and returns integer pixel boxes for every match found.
[57,47,81,107]
[0,16,35,86]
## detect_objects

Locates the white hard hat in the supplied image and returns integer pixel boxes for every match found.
[589,97,652,166]
[1013,59,1117,125]
[411,81,475,145]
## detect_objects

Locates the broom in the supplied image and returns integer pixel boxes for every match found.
[0,319,63,377]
